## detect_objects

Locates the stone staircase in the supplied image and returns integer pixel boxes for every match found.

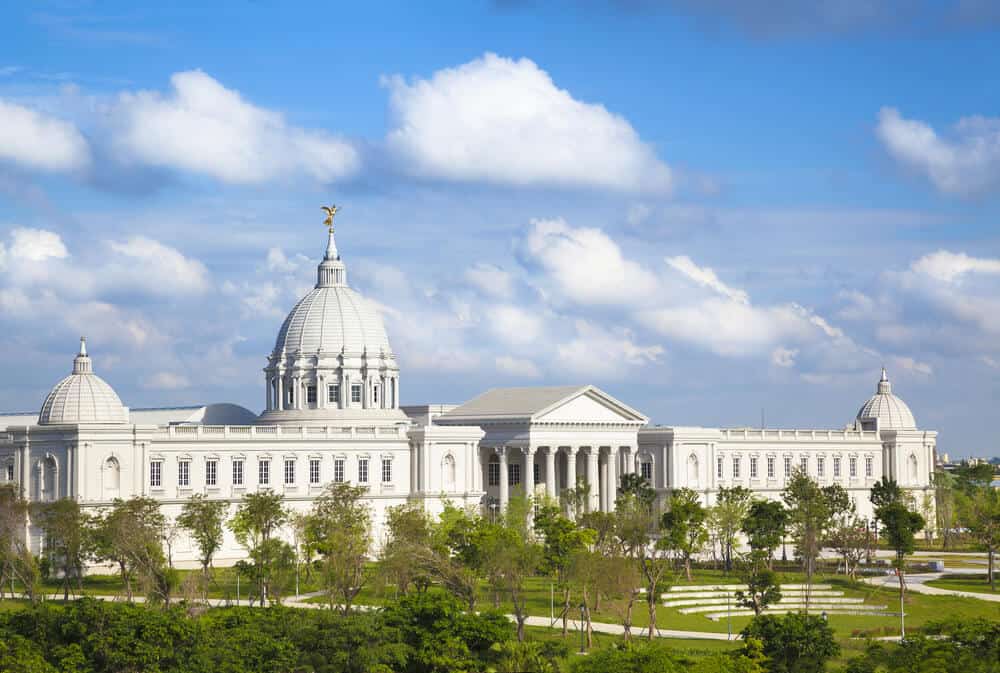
[662,584,898,621]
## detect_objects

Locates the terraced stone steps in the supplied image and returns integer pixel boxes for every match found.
[661,584,895,621]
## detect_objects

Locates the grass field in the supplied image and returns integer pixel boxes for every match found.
[925,574,999,595]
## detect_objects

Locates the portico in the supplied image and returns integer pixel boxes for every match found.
[436,385,648,513]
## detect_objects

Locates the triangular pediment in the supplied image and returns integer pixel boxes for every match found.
[533,386,648,424]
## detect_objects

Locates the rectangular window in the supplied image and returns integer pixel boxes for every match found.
[641,461,653,481]
[259,459,270,485]
[833,457,841,477]
[784,456,792,476]
[533,462,540,486]
[767,457,775,479]
[800,456,808,473]
[865,456,873,478]
[358,458,369,483]
[733,457,741,479]
[309,459,321,484]
[334,458,345,483]
[284,459,295,485]
[382,458,392,483]
[488,461,500,486]
[150,461,162,488]
[5,464,13,482]
[750,456,758,479]
[817,457,825,478]
[351,384,362,404]
[849,457,858,478]
[328,384,340,404]
[508,463,521,486]
[717,456,724,479]
[287,386,294,406]
[306,385,317,405]
[206,460,217,486]
[178,460,190,487]
[372,385,380,405]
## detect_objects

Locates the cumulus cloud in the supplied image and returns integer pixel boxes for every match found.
[0,99,90,173]
[876,107,1000,196]
[464,263,514,299]
[521,217,660,305]
[107,237,210,295]
[771,346,799,368]
[144,371,191,390]
[110,70,360,184]
[9,228,69,261]
[910,250,1000,283]
[495,355,541,378]
[383,53,671,193]
[556,321,663,378]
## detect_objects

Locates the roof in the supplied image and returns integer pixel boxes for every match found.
[438,385,648,423]
[856,368,917,431]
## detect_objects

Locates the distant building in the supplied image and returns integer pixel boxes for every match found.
[0,222,936,566]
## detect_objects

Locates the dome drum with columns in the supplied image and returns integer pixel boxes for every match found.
[0,205,938,567]
[258,225,404,425]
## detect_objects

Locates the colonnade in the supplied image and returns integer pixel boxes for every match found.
[484,444,639,513]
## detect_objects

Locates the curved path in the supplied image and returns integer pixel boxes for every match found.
[863,570,1000,603]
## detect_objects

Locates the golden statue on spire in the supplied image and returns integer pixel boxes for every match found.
[321,205,339,232]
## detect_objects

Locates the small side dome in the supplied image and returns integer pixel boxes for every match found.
[38,338,129,425]
[856,368,916,431]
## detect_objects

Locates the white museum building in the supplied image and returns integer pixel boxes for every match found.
[0,225,937,565]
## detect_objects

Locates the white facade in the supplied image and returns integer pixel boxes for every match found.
[0,226,936,565]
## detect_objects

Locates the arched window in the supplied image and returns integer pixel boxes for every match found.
[908,454,918,482]
[103,456,120,496]
[687,453,700,485]
[442,454,456,491]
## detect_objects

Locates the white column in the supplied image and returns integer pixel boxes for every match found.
[277,376,284,410]
[599,453,608,512]
[20,444,29,500]
[65,444,74,499]
[266,377,272,411]
[498,447,509,511]
[566,448,578,491]
[523,447,536,500]
[608,446,618,512]
[545,447,556,499]
[586,448,599,512]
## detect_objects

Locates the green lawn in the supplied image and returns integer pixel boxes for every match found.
[925,574,999,595]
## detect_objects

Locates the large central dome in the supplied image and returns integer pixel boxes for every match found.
[856,368,916,431]
[258,218,403,424]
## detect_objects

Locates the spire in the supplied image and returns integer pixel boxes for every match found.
[325,227,339,261]
[316,205,347,288]
[877,367,891,395]
[72,337,93,375]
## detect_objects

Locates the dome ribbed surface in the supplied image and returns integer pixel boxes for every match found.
[856,369,916,430]
[273,285,392,355]
[39,372,129,425]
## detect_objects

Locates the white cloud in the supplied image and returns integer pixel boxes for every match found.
[111,70,360,184]
[107,237,210,295]
[522,217,659,305]
[10,228,68,261]
[495,355,541,378]
[556,321,663,379]
[889,355,933,377]
[464,263,514,299]
[0,99,90,172]
[384,53,672,193]
[910,250,1000,283]
[665,255,749,304]
[144,371,191,390]
[876,106,1000,196]
[771,346,798,368]
[837,289,877,321]
[489,304,545,346]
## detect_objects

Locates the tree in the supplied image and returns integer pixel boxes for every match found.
[871,478,905,511]
[176,494,228,600]
[661,487,707,581]
[0,484,39,603]
[827,514,870,580]
[934,469,958,550]
[534,502,596,636]
[304,482,371,613]
[619,473,656,508]
[596,553,642,641]
[229,489,288,606]
[92,497,173,605]
[741,499,788,569]
[379,503,434,596]
[782,470,837,611]
[32,498,90,600]
[741,612,839,673]
[615,491,671,640]
[878,499,925,634]
[710,486,752,572]
[734,553,782,615]
[965,487,1000,591]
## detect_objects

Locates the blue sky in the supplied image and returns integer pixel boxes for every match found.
[2,1,999,456]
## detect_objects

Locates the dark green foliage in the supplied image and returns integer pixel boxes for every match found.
[0,593,514,673]
[569,641,685,673]
[741,612,839,673]
[845,619,1000,673]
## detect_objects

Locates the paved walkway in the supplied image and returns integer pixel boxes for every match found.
[863,572,1000,603]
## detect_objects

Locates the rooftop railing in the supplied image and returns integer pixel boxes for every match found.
[160,424,407,440]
